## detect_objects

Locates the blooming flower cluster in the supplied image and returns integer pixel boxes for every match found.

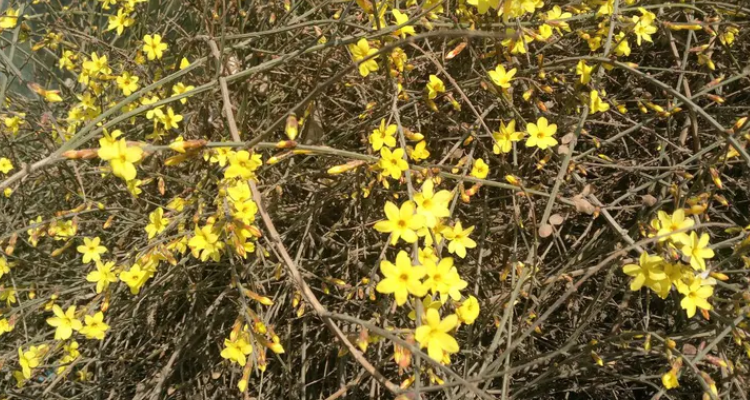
[623,209,716,318]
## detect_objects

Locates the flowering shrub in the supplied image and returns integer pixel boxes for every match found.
[1,0,750,398]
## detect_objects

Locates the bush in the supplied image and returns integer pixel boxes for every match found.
[1,0,749,399]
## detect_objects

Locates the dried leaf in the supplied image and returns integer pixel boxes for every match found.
[549,214,564,225]
[539,224,553,238]
[561,132,575,145]
[641,194,657,207]
[581,184,593,196]
[573,196,596,215]
[557,144,569,155]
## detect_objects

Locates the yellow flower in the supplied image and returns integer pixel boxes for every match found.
[99,0,118,10]
[622,252,667,293]
[632,10,658,46]
[86,260,118,293]
[376,250,427,306]
[466,0,500,14]
[116,71,139,96]
[47,305,83,340]
[614,32,631,56]
[0,317,14,336]
[426,74,445,99]
[414,179,452,228]
[525,117,558,150]
[160,107,183,130]
[680,232,714,271]
[488,64,517,89]
[597,0,614,16]
[143,34,168,60]
[145,207,169,239]
[0,157,14,174]
[221,336,253,366]
[106,8,134,35]
[80,312,109,340]
[77,237,108,264]
[662,370,679,389]
[470,158,489,179]
[142,95,164,120]
[82,52,111,76]
[188,224,224,261]
[443,221,476,258]
[348,38,379,77]
[502,28,533,54]
[18,346,43,379]
[225,150,263,180]
[414,308,460,362]
[4,113,25,135]
[0,8,20,29]
[418,246,440,265]
[172,82,195,104]
[1,288,17,305]
[231,195,258,225]
[656,209,693,245]
[369,118,397,151]
[719,26,738,47]
[392,9,415,38]
[378,147,409,180]
[576,60,593,85]
[423,257,467,303]
[180,57,191,69]
[128,179,143,196]
[678,278,713,318]
[0,256,10,280]
[98,138,144,181]
[590,90,610,114]
[457,295,480,325]
[493,120,524,154]
[374,200,425,245]
[119,264,152,295]
[540,6,572,37]
[409,140,430,161]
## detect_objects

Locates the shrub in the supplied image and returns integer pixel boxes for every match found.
[1,0,749,399]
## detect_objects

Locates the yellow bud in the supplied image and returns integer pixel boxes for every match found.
[404,130,424,141]
[269,340,285,354]
[732,117,747,132]
[327,160,366,175]
[505,175,520,186]
[664,22,703,30]
[285,114,298,140]
[709,271,729,281]
[276,140,298,149]
[165,154,189,166]
[710,167,723,189]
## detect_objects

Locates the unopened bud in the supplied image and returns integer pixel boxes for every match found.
[327,160,366,175]
[285,114,298,140]
[63,149,99,159]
